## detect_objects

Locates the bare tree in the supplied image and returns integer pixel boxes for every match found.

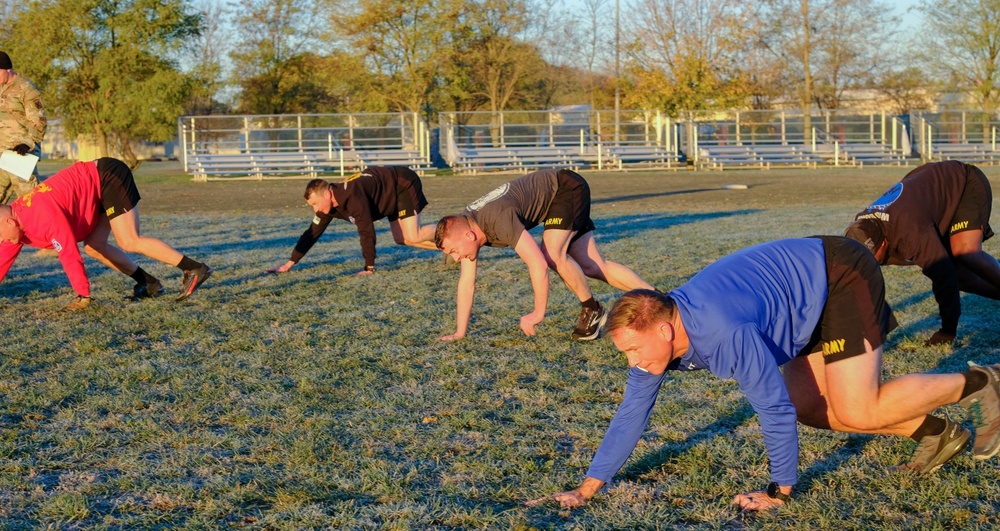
[759,0,896,131]
[916,0,1000,112]
[230,0,324,114]
[184,0,233,114]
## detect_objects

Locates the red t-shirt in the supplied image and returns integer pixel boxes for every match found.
[0,161,102,297]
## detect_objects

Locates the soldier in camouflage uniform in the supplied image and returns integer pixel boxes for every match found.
[0,51,46,204]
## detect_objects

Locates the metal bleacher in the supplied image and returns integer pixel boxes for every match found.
[178,112,433,181]
[913,111,1000,165]
[440,107,682,174]
[698,144,825,170]
[684,110,915,170]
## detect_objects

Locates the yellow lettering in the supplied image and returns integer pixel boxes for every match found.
[950,221,970,234]
[545,217,563,226]
[17,183,53,208]
[822,338,846,356]
[399,209,406,217]
[106,206,115,216]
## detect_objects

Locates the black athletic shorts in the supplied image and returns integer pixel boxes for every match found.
[389,167,428,221]
[800,236,898,364]
[543,169,596,243]
[949,164,994,240]
[97,158,141,220]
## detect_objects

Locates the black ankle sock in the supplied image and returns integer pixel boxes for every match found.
[581,297,601,311]
[910,415,947,442]
[960,370,989,400]
[177,256,202,271]
[130,267,149,284]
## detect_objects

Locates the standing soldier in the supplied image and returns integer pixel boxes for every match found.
[0,51,46,204]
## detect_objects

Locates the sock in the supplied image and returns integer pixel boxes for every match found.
[960,370,989,401]
[909,415,947,442]
[581,297,601,311]
[130,267,154,285]
[177,256,202,271]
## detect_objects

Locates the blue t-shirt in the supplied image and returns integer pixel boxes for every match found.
[586,237,830,487]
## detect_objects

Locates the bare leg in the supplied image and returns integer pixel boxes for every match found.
[567,232,653,291]
[83,214,139,275]
[784,342,964,436]
[391,215,438,250]
[107,207,184,267]
[951,229,1000,292]
[540,228,593,302]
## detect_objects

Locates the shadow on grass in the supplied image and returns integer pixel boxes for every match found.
[617,403,757,482]
[794,433,878,500]
[597,210,762,241]
[592,188,718,205]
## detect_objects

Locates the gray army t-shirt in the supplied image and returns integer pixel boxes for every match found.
[464,170,560,248]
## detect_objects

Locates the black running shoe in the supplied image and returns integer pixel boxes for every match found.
[177,264,212,300]
[571,304,607,341]
[125,278,164,302]
[893,417,970,474]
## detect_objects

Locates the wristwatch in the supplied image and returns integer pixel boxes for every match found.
[767,482,791,502]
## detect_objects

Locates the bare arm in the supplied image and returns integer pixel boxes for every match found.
[513,230,548,336]
[440,258,477,340]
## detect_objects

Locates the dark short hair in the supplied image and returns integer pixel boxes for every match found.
[844,218,886,254]
[606,289,676,335]
[433,215,470,250]
[304,179,330,200]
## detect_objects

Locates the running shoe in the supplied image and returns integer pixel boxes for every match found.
[571,304,607,341]
[177,264,212,301]
[893,417,970,474]
[960,363,1000,460]
[125,278,164,302]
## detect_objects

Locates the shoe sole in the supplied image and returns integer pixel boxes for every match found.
[571,311,609,341]
[124,285,165,302]
[923,429,971,474]
[973,430,1000,460]
[176,268,213,301]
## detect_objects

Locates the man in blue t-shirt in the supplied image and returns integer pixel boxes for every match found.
[528,236,1000,511]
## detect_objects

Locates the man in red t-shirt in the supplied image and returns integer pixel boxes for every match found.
[0,158,211,308]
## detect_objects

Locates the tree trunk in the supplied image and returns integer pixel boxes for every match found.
[94,123,109,158]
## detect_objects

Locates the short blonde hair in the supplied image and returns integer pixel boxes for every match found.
[606,289,676,334]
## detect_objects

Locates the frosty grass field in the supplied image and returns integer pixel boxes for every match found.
[0,160,998,529]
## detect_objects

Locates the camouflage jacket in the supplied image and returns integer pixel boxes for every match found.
[0,74,46,151]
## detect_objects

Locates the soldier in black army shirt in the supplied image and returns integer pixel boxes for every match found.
[267,166,436,275]
[845,161,1000,345]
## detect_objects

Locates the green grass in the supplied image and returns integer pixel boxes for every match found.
[2,163,1000,528]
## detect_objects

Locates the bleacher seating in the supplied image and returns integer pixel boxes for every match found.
[451,146,585,174]
[837,144,909,166]
[338,149,433,171]
[450,144,681,174]
[699,144,833,170]
[605,145,682,170]
[188,149,433,181]
[189,152,323,181]
[927,143,1000,164]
